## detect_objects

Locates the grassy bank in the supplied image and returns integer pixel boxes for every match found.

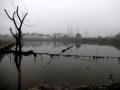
[0,40,15,49]
[0,40,11,46]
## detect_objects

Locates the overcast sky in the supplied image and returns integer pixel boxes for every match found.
[0,0,120,37]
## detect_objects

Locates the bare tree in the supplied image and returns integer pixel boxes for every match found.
[4,6,28,52]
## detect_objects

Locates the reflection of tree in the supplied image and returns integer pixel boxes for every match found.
[74,42,81,49]
[111,44,120,64]
[117,58,120,64]
[14,53,22,90]
[0,44,14,62]
[113,44,120,51]
[113,45,120,64]
[0,53,5,62]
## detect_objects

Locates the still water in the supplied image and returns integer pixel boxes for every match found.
[0,41,120,90]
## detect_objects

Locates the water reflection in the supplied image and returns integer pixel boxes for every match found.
[0,53,23,90]
[0,42,23,90]
[75,42,81,49]
[0,53,5,62]
[0,53,10,90]
[1,41,120,90]
[23,41,81,48]
[14,53,22,90]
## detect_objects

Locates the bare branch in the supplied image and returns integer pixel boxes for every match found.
[16,6,22,22]
[19,13,28,29]
[13,16,19,30]
[10,28,17,38]
[4,9,13,20]
[12,11,15,19]
[4,9,19,30]
[22,13,28,23]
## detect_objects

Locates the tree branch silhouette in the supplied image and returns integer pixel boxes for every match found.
[4,9,13,20]
[4,6,28,52]
[16,6,22,22]
[10,28,17,39]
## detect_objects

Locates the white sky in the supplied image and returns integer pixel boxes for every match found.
[0,0,120,37]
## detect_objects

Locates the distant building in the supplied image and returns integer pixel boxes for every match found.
[22,33,51,40]
[53,33,65,39]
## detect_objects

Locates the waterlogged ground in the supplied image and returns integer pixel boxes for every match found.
[0,41,120,90]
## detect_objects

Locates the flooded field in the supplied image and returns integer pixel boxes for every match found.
[1,41,120,90]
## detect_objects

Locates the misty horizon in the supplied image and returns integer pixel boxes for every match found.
[0,0,120,37]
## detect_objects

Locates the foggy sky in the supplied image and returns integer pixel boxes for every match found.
[0,0,120,37]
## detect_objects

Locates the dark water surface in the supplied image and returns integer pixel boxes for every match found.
[1,41,120,90]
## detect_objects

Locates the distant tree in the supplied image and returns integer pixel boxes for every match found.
[75,33,81,39]
[115,32,120,39]
[97,36,102,39]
